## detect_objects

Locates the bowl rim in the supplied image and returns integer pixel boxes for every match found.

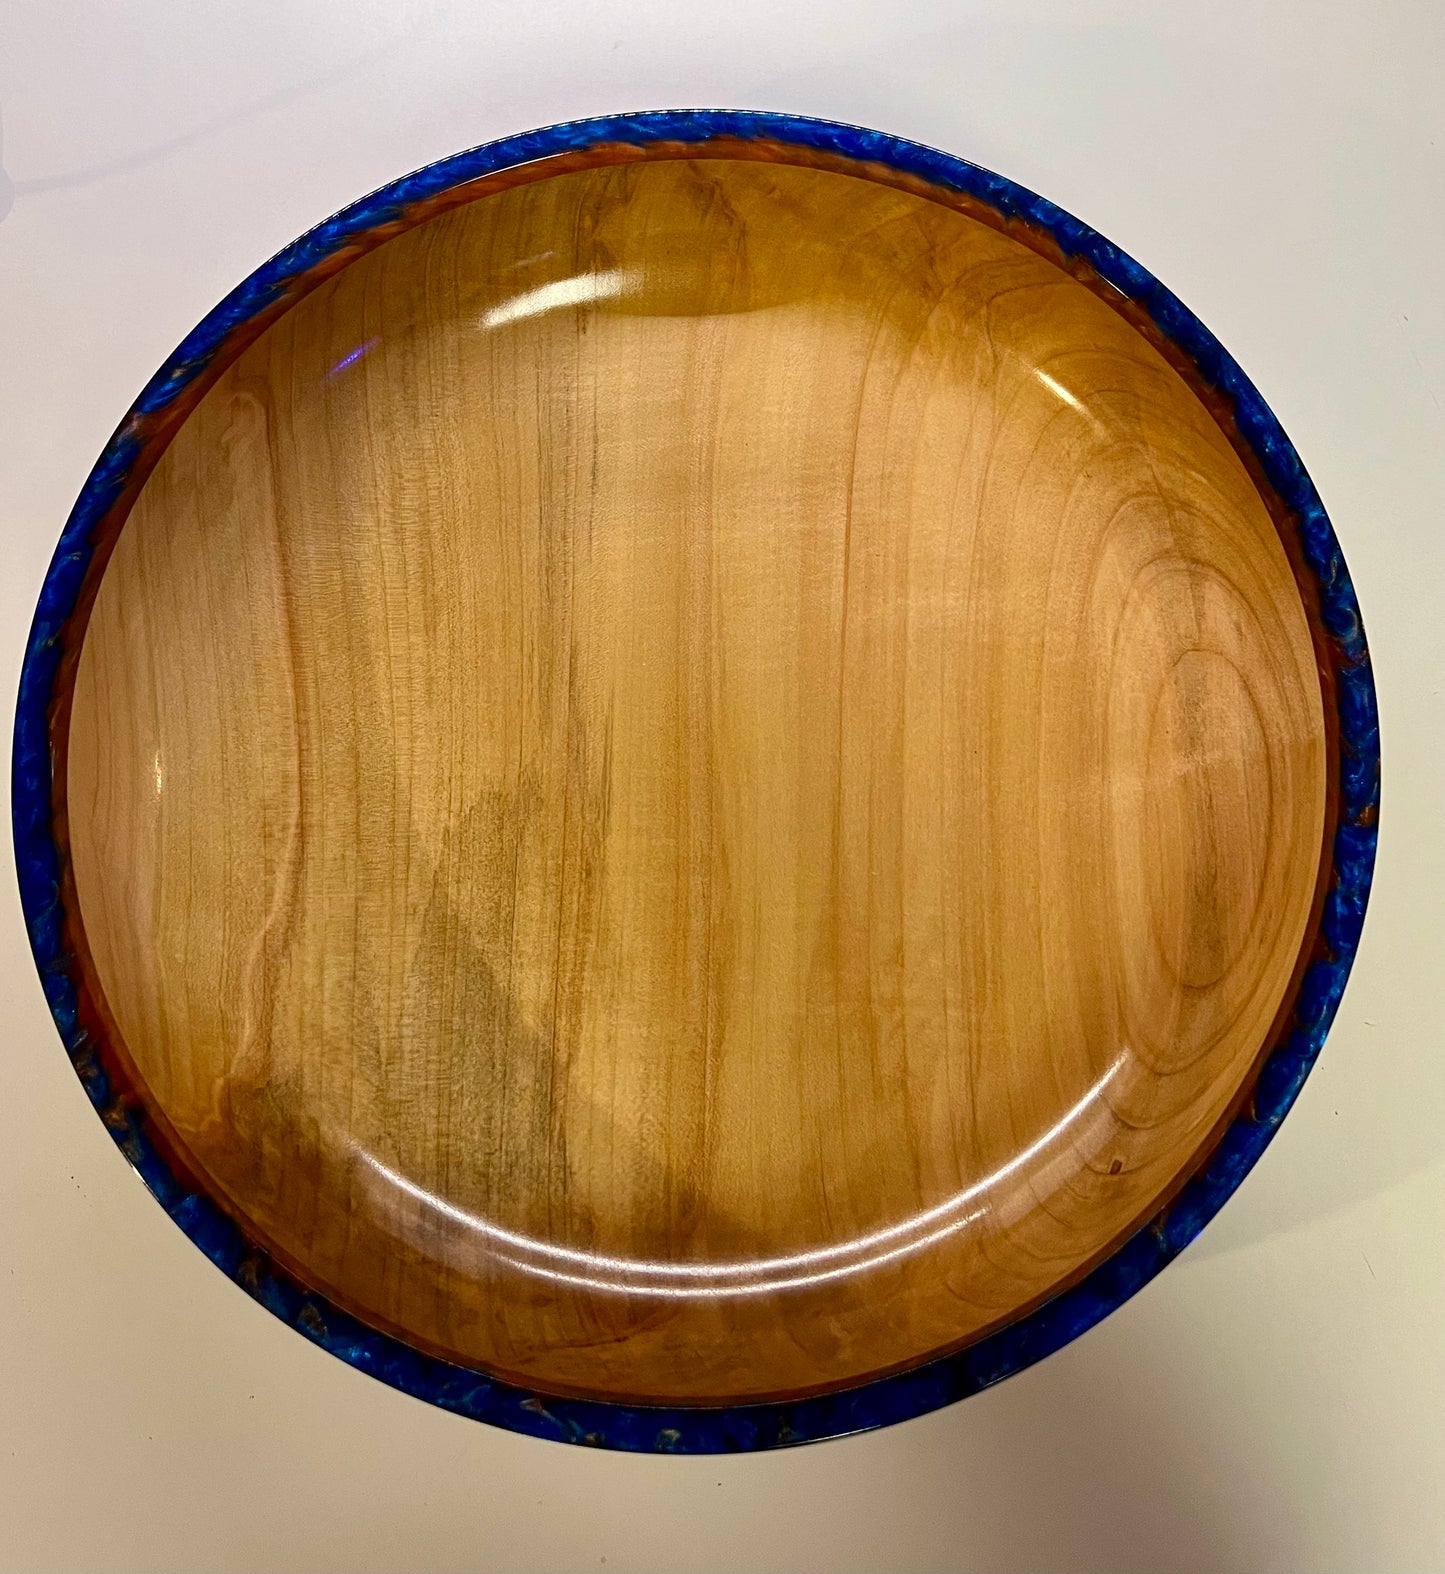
[11,108,1379,1453]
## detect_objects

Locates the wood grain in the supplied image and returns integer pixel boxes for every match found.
[65,155,1327,1404]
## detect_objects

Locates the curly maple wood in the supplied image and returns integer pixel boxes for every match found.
[65,154,1327,1404]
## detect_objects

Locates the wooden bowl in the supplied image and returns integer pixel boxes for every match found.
[15,113,1377,1449]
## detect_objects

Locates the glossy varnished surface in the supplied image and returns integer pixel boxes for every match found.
[66,155,1327,1404]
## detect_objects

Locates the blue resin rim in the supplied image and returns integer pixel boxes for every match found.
[12,110,1378,1452]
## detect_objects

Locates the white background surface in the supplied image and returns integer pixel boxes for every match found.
[1,3,1442,1570]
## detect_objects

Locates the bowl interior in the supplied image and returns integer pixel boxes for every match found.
[65,152,1327,1405]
